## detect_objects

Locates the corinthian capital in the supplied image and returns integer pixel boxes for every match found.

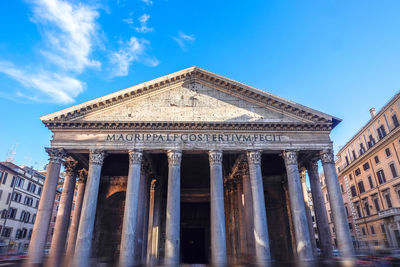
[320,149,335,164]
[209,150,223,165]
[78,169,88,183]
[45,147,66,164]
[281,150,298,165]
[63,157,78,175]
[247,151,261,165]
[128,150,143,165]
[89,150,107,165]
[167,150,182,166]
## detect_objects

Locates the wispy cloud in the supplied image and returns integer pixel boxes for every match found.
[141,0,153,6]
[0,0,100,104]
[135,14,153,33]
[0,61,85,104]
[109,37,159,78]
[173,31,195,50]
[31,0,100,72]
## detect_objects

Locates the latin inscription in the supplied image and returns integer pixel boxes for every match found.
[106,133,284,143]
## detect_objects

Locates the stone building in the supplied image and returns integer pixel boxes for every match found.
[0,162,44,254]
[334,92,400,250]
[24,67,354,266]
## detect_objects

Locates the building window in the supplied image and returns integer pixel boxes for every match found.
[355,202,362,218]
[15,177,24,188]
[349,173,353,180]
[381,224,386,233]
[390,163,398,178]
[393,114,399,128]
[345,206,349,216]
[377,170,386,184]
[360,143,366,155]
[378,125,387,140]
[340,184,344,192]
[355,168,361,176]
[374,156,380,164]
[11,192,22,203]
[1,209,7,219]
[364,201,370,216]
[352,150,357,161]
[349,223,353,230]
[373,197,380,212]
[384,192,393,208]
[362,227,366,236]
[2,173,7,184]
[368,135,376,148]
[8,207,17,219]
[37,187,42,196]
[351,185,357,197]
[368,176,374,189]
[10,176,15,187]
[363,162,370,171]
[370,225,376,235]
[28,229,32,239]
[385,148,392,157]
[358,181,365,194]
[1,227,12,238]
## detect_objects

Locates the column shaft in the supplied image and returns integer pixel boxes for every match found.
[24,148,65,267]
[321,149,354,263]
[164,150,182,266]
[306,160,332,258]
[242,172,256,262]
[209,150,228,266]
[47,158,78,267]
[247,151,271,265]
[299,170,317,255]
[282,151,313,261]
[65,169,87,262]
[72,150,106,267]
[119,151,143,267]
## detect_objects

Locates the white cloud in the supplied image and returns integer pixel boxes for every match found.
[122,17,134,26]
[31,0,100,72]
[135,14,153,33]
[141,0,153,6]
[173,31,195,50]
[109,37,159,78]
[0,61,85,104]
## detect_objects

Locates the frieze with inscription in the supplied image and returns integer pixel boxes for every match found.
[106,133,285,143]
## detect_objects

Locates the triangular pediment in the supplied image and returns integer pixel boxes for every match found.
[41,67,341,129]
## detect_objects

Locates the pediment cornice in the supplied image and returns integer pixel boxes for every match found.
[40,66,341,129]
[44,120,333,132]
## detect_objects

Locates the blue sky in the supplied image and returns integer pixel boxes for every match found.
[0,0,398,170]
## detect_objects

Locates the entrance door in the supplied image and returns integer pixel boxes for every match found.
[181,227,207,264]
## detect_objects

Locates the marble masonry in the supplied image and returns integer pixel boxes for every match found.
[24,67,354,266]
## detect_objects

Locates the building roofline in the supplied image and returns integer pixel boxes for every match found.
[336,92,400,156]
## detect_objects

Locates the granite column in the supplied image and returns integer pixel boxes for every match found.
[72,150,106,267]
[24,147,66,267]
[247,151,271,266]
[282,151,313,262]
[47,157,78,267]
[209,150,228,266]
[321,149,354,265]
[164,150,182,266]
[64,169,87,261]
[119,150,143,267]
[306,159,332,258]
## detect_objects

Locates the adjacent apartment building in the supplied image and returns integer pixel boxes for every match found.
[0,162,45,253]
[331,92,400,250]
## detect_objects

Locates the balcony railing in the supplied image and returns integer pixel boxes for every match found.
[378,208,400,218]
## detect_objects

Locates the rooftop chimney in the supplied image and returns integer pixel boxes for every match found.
[369,107,376,118]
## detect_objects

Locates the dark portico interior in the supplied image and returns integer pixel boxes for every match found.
[85,151,296,266]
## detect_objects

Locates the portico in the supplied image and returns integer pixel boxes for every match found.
[24,67,354,266]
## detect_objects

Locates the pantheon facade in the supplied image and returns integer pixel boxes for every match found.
[24,67,354,266]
